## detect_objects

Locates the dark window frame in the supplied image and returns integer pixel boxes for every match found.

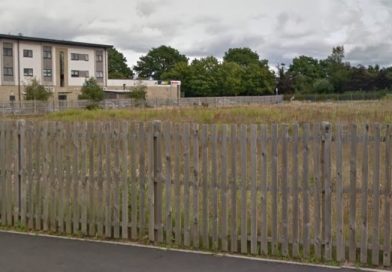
[23,49,33,58]
[71,53,89,61]
[71,70,80,77]
[43,69,52,77]
[96,71,104,78]
[24,68,34,77]
[3,47,13,57]
[43,48,52,59]
[96,54,103,62]
[3,67,13,76]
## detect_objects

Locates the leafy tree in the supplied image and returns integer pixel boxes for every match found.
[276,63,294,94]
[134,45,188,80]
[241,63,275,95]
[128,85,147,100]
[289,56,324,93]
[24,79,52,101]
[216,62,244,96]
[223,48,261,67]
[78,78,104,102]
[108,47,134,79]
[186,57,220,97]
[313,78,334,93]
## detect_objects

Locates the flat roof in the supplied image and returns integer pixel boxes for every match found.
[0,33,113,49]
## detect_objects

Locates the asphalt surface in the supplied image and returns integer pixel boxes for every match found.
[0,231,362,272]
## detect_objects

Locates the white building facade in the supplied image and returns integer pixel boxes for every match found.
[0,34,111,101]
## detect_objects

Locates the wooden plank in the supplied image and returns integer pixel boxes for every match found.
[96,123,104,237]
[122,122,130,239]
[0,122,6,226]
[250,125,257,255]
[35,123,43,231]
[81,122,88,236]
[349,124,358,263]
[281,125,289,257]
[192,124,200,248]
[42,122,50,232]
[383,125,391,267]
[230,124,238,253]
[12,121,19,226]
[201,124,208,248]
[220,125,228,251]
[153,121,163,243]
[371,124,381,266]
[292,124,299,257]
[323,122,332,261]
[72,122,80,234]
[104,122,112,238]
[240,124,248,254]
[302,124,310,257]
[88,122,96,236]
[18,120,26,227]
[183,124,191,247]
[271,124,278,255]
[57,122,65,233]
[138,123,146,239]
[64,123,72,234]
[50,122,58,233]
[148,122,155,242]
[113,123,121,239]
[210,124,218,250]
[336,124,344,262]
[6,122,13,226]
[26,122,34,229]
[260,125,268,255]
[174,124,182,245]
[164,122,173,245]
[313,124,321,259]
[360,125,369,264]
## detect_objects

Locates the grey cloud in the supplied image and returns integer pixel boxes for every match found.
[347,44,392,66]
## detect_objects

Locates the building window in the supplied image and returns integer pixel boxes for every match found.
[96,54,103,62]
[43,69,52,77]
[4,67,13,76]
[24,68,34,77]
[43,47,52,59]
[71,70,80,77]
[9,95,16,101]
[58,94,67,100]
[96,71,104,78]
[23,49,33,58]
[3,47,13,57]
[71,53,89,61]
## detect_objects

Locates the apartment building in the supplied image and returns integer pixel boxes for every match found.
[0,34,111,101]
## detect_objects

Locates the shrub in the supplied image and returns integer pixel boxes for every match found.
[313,78,334,94]
[24,79,52,101]
[78,78,104,102]
[128,85,147,100]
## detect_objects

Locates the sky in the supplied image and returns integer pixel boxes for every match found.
[0,0,391,68]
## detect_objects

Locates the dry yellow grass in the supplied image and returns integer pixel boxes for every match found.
[13,100,392,124]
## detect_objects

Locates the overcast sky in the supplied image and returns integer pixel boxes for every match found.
[1,0,391,68]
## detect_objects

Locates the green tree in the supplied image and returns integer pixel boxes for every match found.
[186,56,220,97]
[223,47,261,66]
[289,56,324,93]
[134,45,188,80]
[78,78,104,102]
[128,85,147,100]
[313,78,334,93]
[241,63,275,95]
[216,62,244,96]
[24,79,52,101]
[108,47,134,79]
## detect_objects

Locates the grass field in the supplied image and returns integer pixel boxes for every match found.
[21,99,392,124]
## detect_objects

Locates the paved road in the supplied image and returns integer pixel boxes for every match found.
[0,231,361,272]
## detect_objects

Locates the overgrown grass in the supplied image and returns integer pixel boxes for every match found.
[11,100,392,124]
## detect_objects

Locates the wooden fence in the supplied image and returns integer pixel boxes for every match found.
[0,95,283,115]
[0,120,391,267]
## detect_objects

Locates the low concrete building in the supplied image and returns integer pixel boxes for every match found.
[0,33,111,102]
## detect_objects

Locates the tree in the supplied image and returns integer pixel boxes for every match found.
[24,79,52,101]
[186,57,220,97]
[134,45,188,80]
[241,63,275,95]
[78,78,104,102]
[276,63,294,94]
[288,56,324,93]
[313,78,334,93]
[223,48,261,66]
[128,85,147,100]
[108,47,134,79]
[216,62,244,96]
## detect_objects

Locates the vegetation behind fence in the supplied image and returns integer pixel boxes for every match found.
[0,120,391,267]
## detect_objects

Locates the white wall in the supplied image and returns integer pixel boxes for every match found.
[19,42,42,85]
[107,79,162,87]
[67,47,95,86]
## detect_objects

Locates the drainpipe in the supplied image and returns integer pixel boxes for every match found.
[17,39,21,102]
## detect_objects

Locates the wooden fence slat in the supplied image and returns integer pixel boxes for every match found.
[313,124,321,259]
[292,124,299,257]
[35,123,43,231]
[96,123,104,237]
[201,124,208,248]
[113,123,121,239]
[174,124,182,246]
[302,124,310,257]
[250,125,257,255]
[122,122,130,239]
[42,122,50,232]
[192,124,200,248]
[336,125,344,261]
[260,125,268,255]
[240,124,248,254]
[360,125,369,264]
[57,123,65,233]
[0,123,6,226]
[81,123,88,236]
[104,123,112,238]
[281,125,289,257]
[211,124,218,250]
[88,122,96,236]
[50,122,58,232]
[349,124,358,263]
[323,123,332,261]
[183,124,191,247]
[271,124,278,255]
[230,124,238,253]
[154,121,163,243]
[383,125,391,267]
[220,125,228,251]
[26,122,34,229]
[65,123,72,234]
[18,120,26,227]
[164,122,173,245]
[148,122,155,242]
[371,124,381,266]
[12,122,18,226]
[138,123,146,239]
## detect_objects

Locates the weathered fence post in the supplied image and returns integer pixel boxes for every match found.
[322,122,332,261]
[153,121,162,243]
[17,120,25,225]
